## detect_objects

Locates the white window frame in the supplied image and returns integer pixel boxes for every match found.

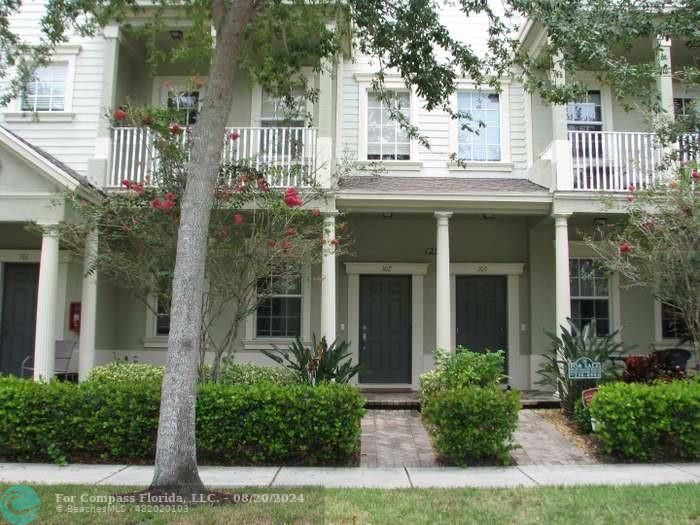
[356,73,420,168]
[569,257,612,335]
[243,266,311,350]
[654,300,691,348]
[250,68,314,126]
[151,76,208,119]
[143,293,169,348]
[568,242,621,336]
[448,80,511,171]
[4,45,80,122]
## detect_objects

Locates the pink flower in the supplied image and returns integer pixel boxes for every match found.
[121,179,132,188]
[164,192,176,202]
[285,227,296,237]
[229,130,240,141]
[310,208,320,217]
[628,184,637,192]
[132,183,144,194]
[169,123,182,135]
[150,198,162,209]
[283,187,303,207]
[619,241,633,254]
[281,239,291,253]
[113,108,127,121]
[233,213,244,225]
[329,238,339,246]
[257,177,269,193]
[692,169,699,180]
[641,218,654,231]
[161,199,175,210]
[626,194,634,203]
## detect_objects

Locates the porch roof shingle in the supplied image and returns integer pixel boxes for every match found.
[337,176,548,194]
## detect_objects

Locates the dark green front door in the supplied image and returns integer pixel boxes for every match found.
[0,263,39,377]
[455,276,507,361]
[359,275,411,383]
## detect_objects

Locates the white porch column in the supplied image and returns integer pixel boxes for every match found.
[78,229,98,381]
[435,211,452,350]
[554,213,572,336]
[655,36,675,117]
[321,211,338,343]
[33,227,60,381]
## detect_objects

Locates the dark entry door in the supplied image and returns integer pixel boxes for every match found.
[359,275,411,383]
[456,276,507,359]
[0,264,39,376]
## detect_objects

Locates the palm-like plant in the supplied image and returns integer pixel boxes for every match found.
[262,335,360,386]
[536,320,633,415]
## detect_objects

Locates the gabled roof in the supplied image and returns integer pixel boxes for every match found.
[0,125,96,192]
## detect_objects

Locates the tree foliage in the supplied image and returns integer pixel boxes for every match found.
[588,164,700,359]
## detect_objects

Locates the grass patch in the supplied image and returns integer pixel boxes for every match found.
[0,483,698,524]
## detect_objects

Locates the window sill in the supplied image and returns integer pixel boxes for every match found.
[447,161,513,172]
[143,336,169,349]
[3,111,76,123]
[355,160,423,173]
[242,338,309,351]
[653,340,692,350]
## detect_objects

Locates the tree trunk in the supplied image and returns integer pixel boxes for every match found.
[149,0,259,493]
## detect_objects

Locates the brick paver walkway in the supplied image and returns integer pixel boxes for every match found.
[512,409,595,465]
[360,410,437,467]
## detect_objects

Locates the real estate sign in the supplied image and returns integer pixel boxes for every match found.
[568,357,602,380]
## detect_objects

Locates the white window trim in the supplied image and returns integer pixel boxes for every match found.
[143,293,168,348]
[4,45,80,122]
[653,300,692,348]
[566,73,615,131]
[355,74,420,165]
[448,80,512,170]
[250,69,314,127]
[243,266,312,350]
[568,242,621,335]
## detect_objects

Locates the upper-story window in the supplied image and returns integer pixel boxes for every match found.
[567,91,602,131]
[166,90,199,125]
[261,91,305,128]
[21,63,67,112]
[457,92,501,161]
[674,97,697,119]
[256,270,302,338]
[367,91,411,161]
[570,258,610,336]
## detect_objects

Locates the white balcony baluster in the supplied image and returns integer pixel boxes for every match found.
[110,126,319,188]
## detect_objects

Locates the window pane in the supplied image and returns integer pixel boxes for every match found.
[457,91,499,162]
[366,90,410,161]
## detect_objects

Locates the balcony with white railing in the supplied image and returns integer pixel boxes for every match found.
[109,126,319,188]
[567,130,699,192]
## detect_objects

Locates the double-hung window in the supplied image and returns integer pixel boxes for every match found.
[660,303,689,340]
[256,270,302,338]
[567,91,603,159]
[155,297,171,336]
[21,63,68,112]
[457,92,501,161]
[260,91,305,158]
[367,91,411,161]
[569,258,610,336]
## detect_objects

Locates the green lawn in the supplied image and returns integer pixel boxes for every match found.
[1,483,698,524]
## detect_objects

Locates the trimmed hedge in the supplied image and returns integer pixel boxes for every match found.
[217,362,299,386]
[422,386,520,465]
[0,376,364,465]
[87,362,164,384]
[589,380,700,461]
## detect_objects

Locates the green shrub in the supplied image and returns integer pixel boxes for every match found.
[197,383,364,464]
[422,386,520,465]
[86,362,164,384]
[0,376,364,465]
[218,361,299,385]
[419,347,505,404]
[589,380,700,460]
[572,399,593,434]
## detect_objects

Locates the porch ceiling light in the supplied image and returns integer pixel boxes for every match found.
[169,30,183,40]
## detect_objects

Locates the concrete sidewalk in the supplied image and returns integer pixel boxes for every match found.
[0,463,698,488]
